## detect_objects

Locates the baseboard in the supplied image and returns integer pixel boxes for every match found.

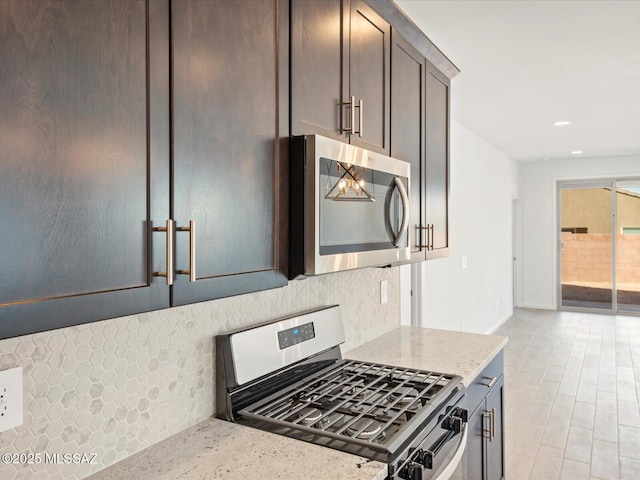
[519,303,555,310]
[485,311,513,335]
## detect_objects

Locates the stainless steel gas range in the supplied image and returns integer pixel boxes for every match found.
[216,306,468,480]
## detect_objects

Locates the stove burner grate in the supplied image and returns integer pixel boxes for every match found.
[239,358,462,454]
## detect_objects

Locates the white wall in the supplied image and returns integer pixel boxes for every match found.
[416,121,520,334]
[520,155,640,309]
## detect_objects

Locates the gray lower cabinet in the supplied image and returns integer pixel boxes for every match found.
[466,352,505,480]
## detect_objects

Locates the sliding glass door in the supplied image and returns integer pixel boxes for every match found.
[560,182,613,310]
[559,179,640,313]
[616,180,640,312]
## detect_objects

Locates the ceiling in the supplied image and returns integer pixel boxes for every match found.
[395,0,640,162]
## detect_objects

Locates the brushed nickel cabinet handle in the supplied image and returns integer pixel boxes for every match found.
[490,408,496,441]
[479,376,497,388]
[430,224,435,250]
[177,220,196,282]
[482,410,492,439]
[423,224,433,250]
[416,225,427,249]
[153,219,174,286]
[342,96,356,134]
[357,98,363,137]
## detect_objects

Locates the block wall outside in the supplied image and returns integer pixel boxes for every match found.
[561,232,640,285]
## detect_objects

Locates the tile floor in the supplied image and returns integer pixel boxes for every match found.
[494,308,640,479]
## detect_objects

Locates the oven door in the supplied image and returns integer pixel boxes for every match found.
[428,423,468,480]
[303,134,411,275]
[394,406,468,480]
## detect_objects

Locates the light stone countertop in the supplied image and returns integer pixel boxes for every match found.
[344,326,508,387]
[87,417,388,480]
[88,326,507,480]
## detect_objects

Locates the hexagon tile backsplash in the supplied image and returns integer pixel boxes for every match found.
[0,267,400,479]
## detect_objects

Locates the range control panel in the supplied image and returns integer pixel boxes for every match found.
[277,322,316,349]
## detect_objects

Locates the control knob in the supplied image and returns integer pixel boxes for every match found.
[399,461,423,480]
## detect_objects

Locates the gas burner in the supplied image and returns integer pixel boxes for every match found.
[305,381,339,401]
[393,386,420,404]
[318,412,345,429]
[341,382,366,399]
[295,381,338,403]
[297,407,323,425]
[346,418,382,439]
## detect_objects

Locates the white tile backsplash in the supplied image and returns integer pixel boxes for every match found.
[0,266,400,479]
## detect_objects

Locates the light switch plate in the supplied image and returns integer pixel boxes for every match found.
[461,256,468,270]
[0,366,23,432]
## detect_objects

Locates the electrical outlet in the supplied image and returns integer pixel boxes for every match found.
[0,367,23,432]
[380,280,388,305]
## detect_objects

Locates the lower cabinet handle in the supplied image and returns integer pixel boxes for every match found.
[177,220,196,282]
[153,219,174,286]
[490,408,496,441]
[482,410,491,439]
[479,376,497,388]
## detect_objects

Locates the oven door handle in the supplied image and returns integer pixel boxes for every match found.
[431,423,468,480]
[392,177,409,246]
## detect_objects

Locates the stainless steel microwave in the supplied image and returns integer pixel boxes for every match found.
[289,135,410,278]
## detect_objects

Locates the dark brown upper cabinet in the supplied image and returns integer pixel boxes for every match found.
[170,0,288,306]
[391,31,451,262]
[366,0,457,262]
[391,30,426,262]
[291,0,390,155]
[0,0,170,339]
[0,0,288,339]
[425,61,451,259]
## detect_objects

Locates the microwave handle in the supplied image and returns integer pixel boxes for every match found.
[393,177,409,246]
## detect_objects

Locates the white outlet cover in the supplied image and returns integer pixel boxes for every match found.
[380,280,388,304]
[0,366,23,432]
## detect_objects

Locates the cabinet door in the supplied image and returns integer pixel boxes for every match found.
[466,405,486,480]
[485,376,505,480]
[425,61,450,258]
[391,30,425,262]
[171,0,288,306]
[348,0,390,155]
[291,0,344,140]
[0,0,170,339]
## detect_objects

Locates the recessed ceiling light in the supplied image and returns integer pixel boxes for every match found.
[553,121,572,126]
[571,150,583,155]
